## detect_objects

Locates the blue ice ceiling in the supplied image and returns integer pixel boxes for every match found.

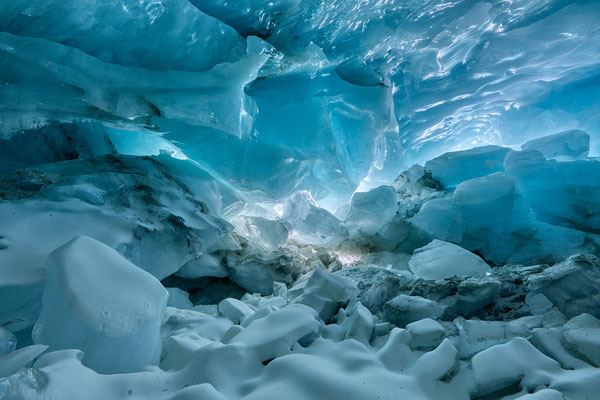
[1,0,599,207]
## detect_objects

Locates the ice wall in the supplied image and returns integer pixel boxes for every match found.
[2,0,599,207]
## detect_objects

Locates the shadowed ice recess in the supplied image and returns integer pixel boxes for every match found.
[1,1,600,399]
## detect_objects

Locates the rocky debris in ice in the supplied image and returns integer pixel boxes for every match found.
[335,265,501,322]
[0,153,232,333]
[32,236,168,374]
[488,263,549,319]
[392,164,444,217]
[0,122,116,174]
[406,318,446,351]
[334,264,415,296]
[161,275,247,306]
[337,253,600,329]
[398,275,501,322]
[190,232,345,296]
[393,164,442,195]
[455,277,501,316]
[5,252,600,399]
[0,344,48,378]
[521,129,590,161]
[359,274,404,315]
[562,313,600,367]
[526,292,553,316]
[409,239,491,280]
[526,254,600,319]
[228,246,304,295]
[454,316,540,359]
[425,145,511,188]
[383,294,445,326]
[326,266,400,316]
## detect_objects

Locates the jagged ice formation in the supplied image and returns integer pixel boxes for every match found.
[1,1,600,399]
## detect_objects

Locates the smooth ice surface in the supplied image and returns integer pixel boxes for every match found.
[522,129,590,161]
[0,345,48,378]
[409,240,491,280]
[33,236,168,373]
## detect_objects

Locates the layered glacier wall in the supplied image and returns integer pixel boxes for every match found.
[2,1,600,400]
[2,0,600,206]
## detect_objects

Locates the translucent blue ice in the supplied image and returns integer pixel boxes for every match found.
[2,0,599,206]
[2,3,600,398]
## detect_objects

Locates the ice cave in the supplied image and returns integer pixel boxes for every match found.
[1,1,600,399]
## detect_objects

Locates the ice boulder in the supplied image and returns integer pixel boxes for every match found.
[0,344,48,378]
[294,269,357,322]
[228,304,321,362]
[218,298,255,325]
[562,313,600,367]
[32,236,169,374]
[406,318,446,351]
[228,215,289,251]
[470,338,561,398]
[409,198,465,243]
[278,191,344,246]
[425,145,511,188]
[526,254,600,319]
[514,390,565,400]
[521,129,590,161]
[455,317,535,358]
[409,240,491,280]
[453,173,519,233]
[505,149,600,232]
[344,185,397,235]
[455,277,501,316]
[383,294,445,326]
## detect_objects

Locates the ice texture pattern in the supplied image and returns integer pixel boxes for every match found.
[1,1,600,399]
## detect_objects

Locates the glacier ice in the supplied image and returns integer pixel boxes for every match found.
[2,0,600,399]
[562,313,600,367]
[32,236,168,374]
[409,239,491,280]
[521,129,591,161]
